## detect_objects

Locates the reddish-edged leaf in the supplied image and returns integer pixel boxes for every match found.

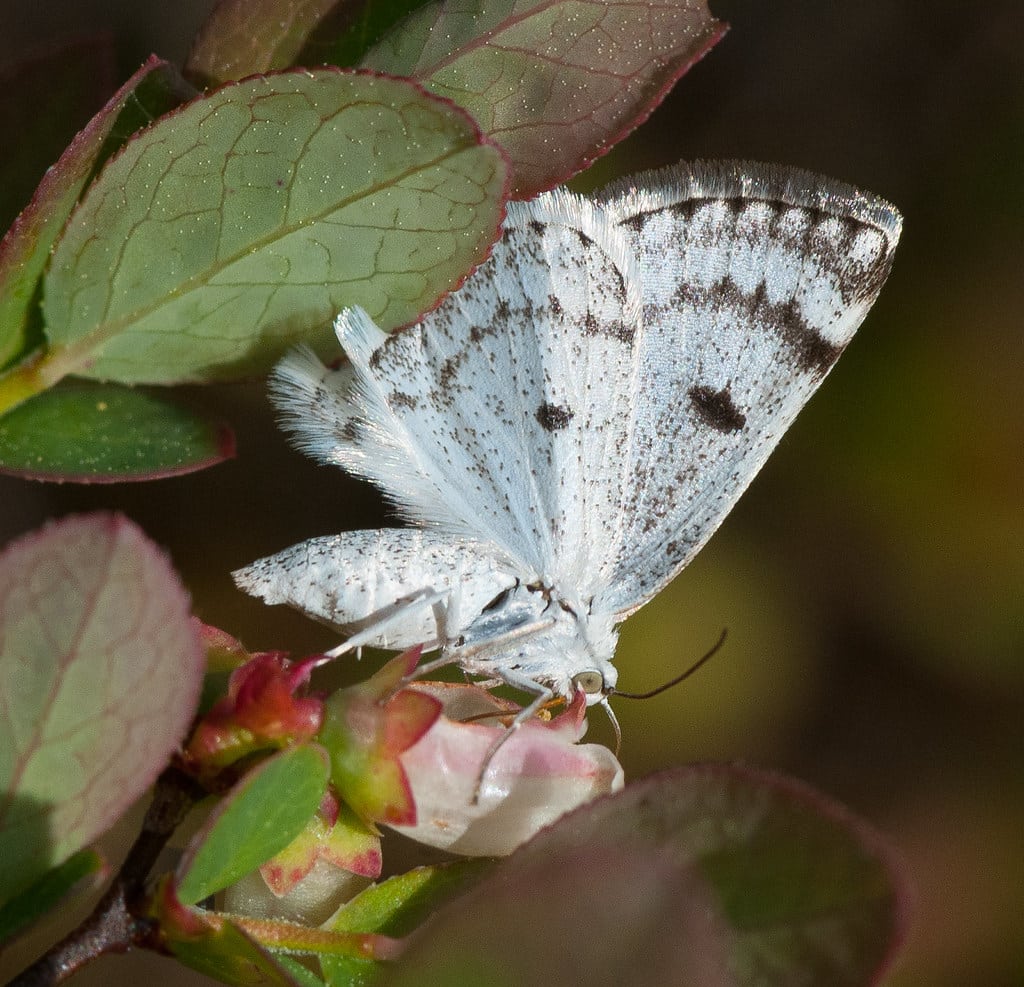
[0,56,194,375]
[512,766,913,986]
[317,650,441,827]
[360,0,727,197]
[261,798,382,897]
[0,35,116,234]
[184,652,323,773]
[196,621,254,674]
[0,381,235,482]
[0,514,205,907]
[36,69,506,388]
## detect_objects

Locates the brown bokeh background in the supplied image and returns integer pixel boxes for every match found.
[2,1,1022,984]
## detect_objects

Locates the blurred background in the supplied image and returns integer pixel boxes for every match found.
[1,1,1022,984]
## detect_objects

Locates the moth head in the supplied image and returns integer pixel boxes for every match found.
[571,659,617,705]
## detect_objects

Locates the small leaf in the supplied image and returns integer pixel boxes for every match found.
[0,56,193,375]
[380,844,732,987]
[322,861,489,986]
[196,621,255,675]
[176,743,331,905]
[0,514,205,907]
[184,651,322,774]
[318,652,441,827]
[41,69,507,385]
[329,860,489,935]
[0,848,105,945]
[360,0,726,197]
[261,799,382,897]
[511,766,913,986]
[0,381,235,482]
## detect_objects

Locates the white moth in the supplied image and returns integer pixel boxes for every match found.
[235,160,901,726]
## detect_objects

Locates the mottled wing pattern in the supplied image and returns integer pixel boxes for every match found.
[592,161,902,617]
[278,190,645,594]
[233,529,519,649]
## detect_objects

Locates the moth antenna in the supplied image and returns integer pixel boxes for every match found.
[613,629,727,700]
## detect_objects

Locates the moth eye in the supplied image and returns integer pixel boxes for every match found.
[572,670,604,695]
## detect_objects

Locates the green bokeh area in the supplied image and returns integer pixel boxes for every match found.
[0,382,231,481]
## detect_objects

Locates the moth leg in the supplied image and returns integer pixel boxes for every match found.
[405,611,557,683]
[471,672,555,805]
[430,579,464,651]
[325,587,452,658]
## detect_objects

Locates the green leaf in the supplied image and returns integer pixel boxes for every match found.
[0,56,193,376]
[321,861,489,986]
[176,744,331,905]
[0,514,205,907]
[0,848,104,945]
[0,381,235,482]
[360,0,726,197]
[330,860,489,935]
[41,69,507,385]
[504,766,912,986]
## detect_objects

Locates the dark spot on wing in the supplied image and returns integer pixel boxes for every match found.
[342,420,358,442]
[439,353,461,389]
[390,391,417,410]
[548,293,564,317]
[574,230,595,249]
[580,312,635,344]
[528,220,545,237]
[689,385,746,433]
[536,402,574,431]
